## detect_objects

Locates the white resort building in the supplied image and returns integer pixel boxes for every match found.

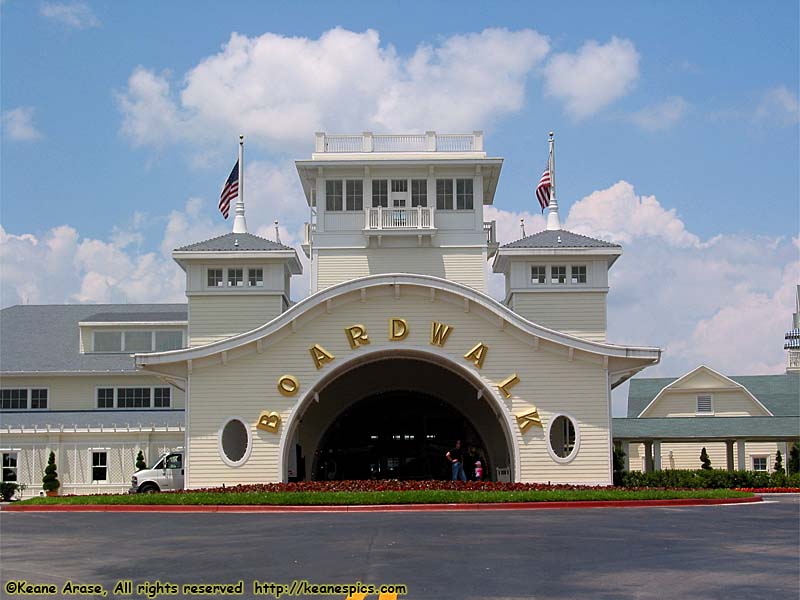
[0,131,794,497]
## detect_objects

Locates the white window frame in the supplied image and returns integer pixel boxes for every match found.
[455,178,474,210]
[218,416,253,468]
[227,267,245,288]
[570,265,587,284]
[550,265,567,285]
[89,448,110,483]
[410,179,427,207]
[0,387,49,411]
[247,268,264,288]
[92,330,184,353]
[345,179,364,211]
[207,267,224,288]
[696,394,714,415]
[1,450,19,482]
[325,179,344,212]
[751,455,769,472]
[531,265,546,285]
[95,386,172,410]
[546,413,581,464]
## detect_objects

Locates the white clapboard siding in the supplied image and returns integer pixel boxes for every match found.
[642,390,770,418]
[186,288,612,487]
[511,291,606,342]
[189,295,285,346]
[627,441,783,471]
[316,248,487,292]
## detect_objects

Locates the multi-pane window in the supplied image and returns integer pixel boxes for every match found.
[94,331,122,352]
[31,389,48,410]
[551,266,567,284]
[92,451,108,482]
[372,180,388,207]
[571,265,587,284]
[752,457,768,472]
[117,388,151,409]
[696,395,713,414]
[345,180,363,211]
[436,179,453,210]
[227,268,244,287]
[123,331,152,352]
[1,389,27,410]
[207,268,223,287]
[456,178,474,210]
[411,179,427,207]
[154,387,171,408]
[2,452,18,482]
[391,179,408,207]
[531,266,546,284]
[97,388,114,409]
[154,331,183,351]
[248,268,264,288]
[325,180,343,211]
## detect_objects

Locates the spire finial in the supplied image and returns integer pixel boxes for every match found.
[274,220,281,244]
[232,134,248,234]
[520,218,526,238]
[545,131,561,231]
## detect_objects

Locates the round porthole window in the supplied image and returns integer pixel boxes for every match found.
[219,417,252,467]
[547,414,580,464]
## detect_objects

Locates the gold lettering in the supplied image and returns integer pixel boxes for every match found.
[498,373,520,398]
[389,318,409,341]
[517,408,542,433]
[430,321,453,347]
[309,344,335,369]
[464,342,489,368]
[256,411,281,433]
[344,324,370,349]
[277,375,299,396]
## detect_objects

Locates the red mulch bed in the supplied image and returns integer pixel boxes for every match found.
[733,487,800,493]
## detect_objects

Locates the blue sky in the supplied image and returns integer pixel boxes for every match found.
[1,1,799,396]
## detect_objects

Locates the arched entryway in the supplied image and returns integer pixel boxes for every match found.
[279,350,518,482]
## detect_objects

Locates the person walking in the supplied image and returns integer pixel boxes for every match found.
[446,440,467,482]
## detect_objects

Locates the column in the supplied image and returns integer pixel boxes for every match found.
[725,440,735,472]
[779,441,790,472]
[620,441,630,472]
[652,440,662,471]
[644,441,654,473]
[736,440,746,471]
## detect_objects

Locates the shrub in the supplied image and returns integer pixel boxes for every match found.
[612,446,626,486]
[620,469,784,489]
[0,482,19,501]
[136,450,147,471]
[42,451,60,493]
[774,450,784,474]
[789,442,800,475]
[700,447,712,470]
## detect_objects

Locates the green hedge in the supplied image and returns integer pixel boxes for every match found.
[621,469,800,489]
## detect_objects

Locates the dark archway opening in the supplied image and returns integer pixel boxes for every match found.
[313,391,487,481]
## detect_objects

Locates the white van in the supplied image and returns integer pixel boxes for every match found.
[128,449,184,493]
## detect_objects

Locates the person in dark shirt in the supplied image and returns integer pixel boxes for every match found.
[445,440,467,481]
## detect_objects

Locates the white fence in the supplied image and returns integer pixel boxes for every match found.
[316,131,483,153]
[366,207,435,230]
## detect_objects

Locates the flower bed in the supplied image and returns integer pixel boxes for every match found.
[734,487,800,493]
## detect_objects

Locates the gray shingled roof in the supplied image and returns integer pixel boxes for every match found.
[175,232,292,252]
[0,409,185,430]
[612,416,800,440]
[627,373,800,417]
[82,311,187,323]
[0,304,187,373]
[502,229,621,249]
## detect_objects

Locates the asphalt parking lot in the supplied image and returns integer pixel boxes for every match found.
[1,495,798,600]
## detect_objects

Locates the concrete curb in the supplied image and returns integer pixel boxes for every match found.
[0,496,762,513]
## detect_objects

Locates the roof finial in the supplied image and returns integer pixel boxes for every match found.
[520,218,526,238]
[274,220,281,244]
[232,134,248,234]
[546,131,561,231]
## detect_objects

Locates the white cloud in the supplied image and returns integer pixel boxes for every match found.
[118,27,550,152]
[39,2,100,29]
[543,37,639,119]
[755,85,800,126]
[629,96,688,131]
[2,107,43,141]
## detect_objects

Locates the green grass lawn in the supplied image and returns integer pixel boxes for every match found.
[15,488,752,506]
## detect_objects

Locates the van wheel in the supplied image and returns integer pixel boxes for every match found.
[139,484,160,494]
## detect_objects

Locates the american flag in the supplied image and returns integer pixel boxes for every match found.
[536,167,551,212]
[218,160,239,219]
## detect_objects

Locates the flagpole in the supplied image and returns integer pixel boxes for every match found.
[546,131,561,231]
[233,134,248,233]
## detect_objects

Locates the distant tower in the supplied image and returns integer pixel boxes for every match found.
[785,285,800,372]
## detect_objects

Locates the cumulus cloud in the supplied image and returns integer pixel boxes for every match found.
[487,181,798,386]
[39,2,100,29]
[543,37,639,119]
[755,85,800,126]
[629,96,688,131]
[2,107,43,141]
[118,27,550,151]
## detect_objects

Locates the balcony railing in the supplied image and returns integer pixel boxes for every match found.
[365,207,435,232]
[315,131,483,153]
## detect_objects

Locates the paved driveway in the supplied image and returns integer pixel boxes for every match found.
[1,496,798,599]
